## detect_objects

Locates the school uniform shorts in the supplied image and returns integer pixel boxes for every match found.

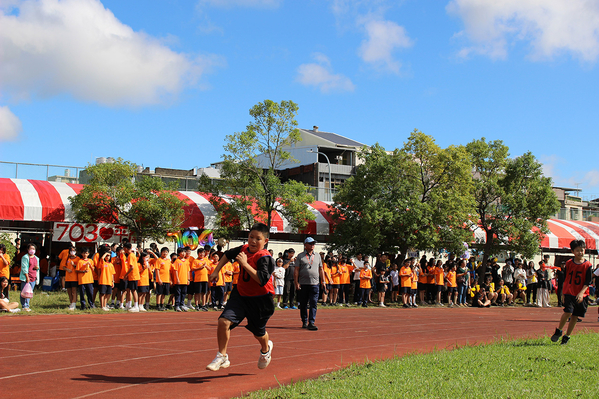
[220,288,274,337]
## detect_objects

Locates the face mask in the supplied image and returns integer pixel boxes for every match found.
[28,249,35,255]
[70,251,76,256]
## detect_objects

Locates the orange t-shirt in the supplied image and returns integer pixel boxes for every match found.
[64,256,80,282]
[232,262,240,285]
[323,266,332,285]
[121,253,140,281]
[222,262,233,283]
[191,258,209,282]
[339,264,351,284]
[207,261,224,286]
[58,249,69,271]
[76,258,94,285]
[138,261,150,287]
[446,271,457,288]
[153,257,171,284]
[172,258,190,285]
[0,253,11,278]
[92,253,101,281]
[434,267,444,286]
[331,265,341,285]
[427,266,435,284]
[400,266,412,288]
[411,270,419,290]
[97,261,115,286]
[360,269,372,289]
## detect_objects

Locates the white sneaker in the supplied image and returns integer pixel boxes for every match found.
[379,303,386,308]
[139,306,147,312]
[118,304,125,310]
[277,303,282,309]
[182,305,190,311]
[68,303,76,311]
[9,308,21,313]
[258,340,273,369]
[102,306,110,311]
[206,352,230,371]
[128,305,139,313]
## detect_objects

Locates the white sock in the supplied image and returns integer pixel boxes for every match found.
[127,301,132,307]
[134,302,138,307]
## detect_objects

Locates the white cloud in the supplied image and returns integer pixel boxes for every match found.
[0,0,221,107]
[447,0,599,62]
[584,170,599,187]
[296,53,355,93]
[0,106,22,141]
[357,17,413,74]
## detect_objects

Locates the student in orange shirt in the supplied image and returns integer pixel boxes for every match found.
[64,245,80,311]
[97,250,115,311]
[359,263,373,307]
[445,263,458,307]
[418,261,429,306]
[110,246,124,309]
[121,242,140,312]
[434,260,445,306]
[172,247,190,312]
[208,253,226,309]
[222,260,234,306]
[92,244,109,305]
[321,259,333,305]
[167,252,178,309]
[0,244,11,300]
[150,247,171,311]
[337,256,351,306]
[329,257,341,305]
[76,248,95,310]
[410,260,419,308]
[191,248,209,311]
[399,259,412,308]
[184,246,196,310]
[58,247,69,291]
[137,252,151,312]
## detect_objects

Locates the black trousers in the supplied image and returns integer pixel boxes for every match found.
[283,280,296,307]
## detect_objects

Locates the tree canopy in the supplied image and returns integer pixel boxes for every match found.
[198,99,315,237]
[328,131,475,257]
[70,159,185,243]
[466,138,560,281]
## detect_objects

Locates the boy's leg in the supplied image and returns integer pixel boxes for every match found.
[216,317,233,355]
[254,332,270,353]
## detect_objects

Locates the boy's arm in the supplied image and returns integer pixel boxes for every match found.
[236,253,274,286]
[209,249,239,282]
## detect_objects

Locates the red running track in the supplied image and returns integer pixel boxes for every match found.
[1,306,598,399]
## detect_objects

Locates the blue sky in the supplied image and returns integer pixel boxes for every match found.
[1,0,598,198]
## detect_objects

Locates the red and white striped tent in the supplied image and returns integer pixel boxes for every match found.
[470,219,599,250]
[2,178,599,248]
[0,178,334,236]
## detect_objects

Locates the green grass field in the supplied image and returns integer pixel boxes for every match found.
[245,332,599,399]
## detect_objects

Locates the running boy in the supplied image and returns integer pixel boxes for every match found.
[551,240,593,345]
[206,223,275,371]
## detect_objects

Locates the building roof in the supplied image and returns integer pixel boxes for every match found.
[299,128,365,148]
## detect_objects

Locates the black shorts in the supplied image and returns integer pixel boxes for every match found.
[187,282,196,295]
[194,281,208,294]
[418,282,427,291]
[137,285,149,293]
[330,284,339,290]
[392,285,399,292]
[93,280,99,289]
[378,284,387,293]
[225,282,233,292]
[98,284,112,295]
[170,284,176,295]
[156,283,170,296]
[220,288,274,337]
[400,287,411,294]
[127,280,139,291]
[65,281,77,289]
[436,285,444,293]
[447,287,457,294]
[563,294,589,318]
[119,280,128,291]
[59,269,66,277]
[411,288,417,296]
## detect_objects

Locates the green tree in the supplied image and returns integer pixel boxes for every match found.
[466,138,560,282]
[0,233,17,261]
[70,159,186,244]
[328,132,475,257]
[199,100,315,236]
